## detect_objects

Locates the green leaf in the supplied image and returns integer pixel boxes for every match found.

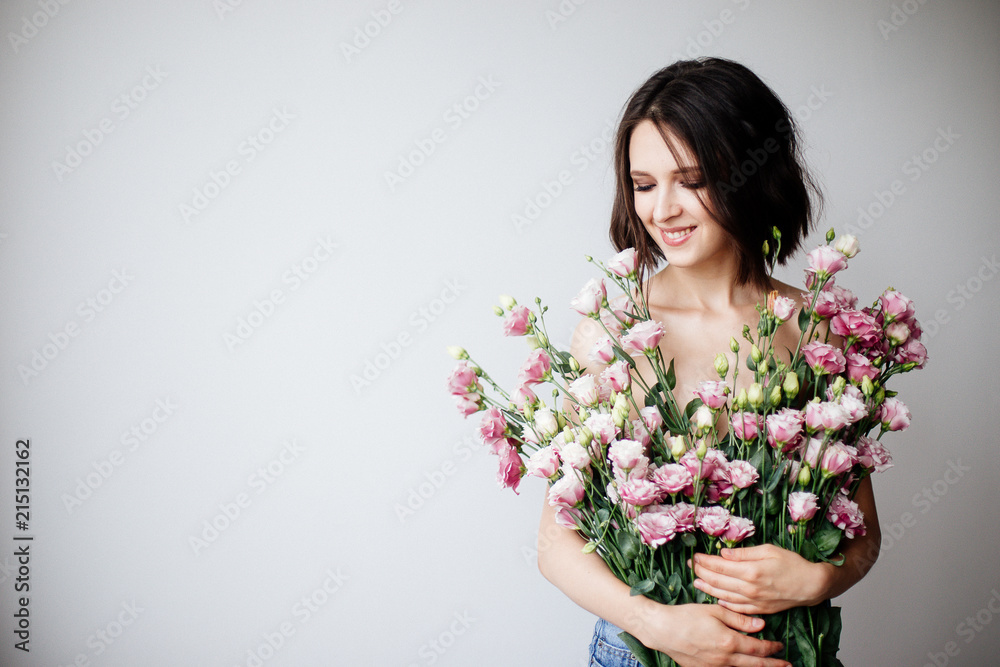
[665,359,677,391]
[618,631,659,667]
[764,460,787,493]
[619,531,641,561]
[645,381,663,408]
[746,355,757,372]
[681,533,697,548]
[684,398,704,419]
[630,579,655,596]
[813,524,843,557]
[790,608,818,667]
[596,508,611,524]
[798,304,811,332]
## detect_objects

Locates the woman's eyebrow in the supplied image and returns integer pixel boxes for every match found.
[629,166,702,177]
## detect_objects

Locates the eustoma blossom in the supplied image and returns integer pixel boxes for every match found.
[447,229,924,667]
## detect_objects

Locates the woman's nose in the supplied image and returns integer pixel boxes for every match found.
[653,187,681,223]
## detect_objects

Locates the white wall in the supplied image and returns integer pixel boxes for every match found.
[1,1,997,665]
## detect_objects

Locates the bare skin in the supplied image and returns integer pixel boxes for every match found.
[536,120,881,666]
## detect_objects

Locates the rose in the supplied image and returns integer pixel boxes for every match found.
[820,441,857,477]
[801,341,847,375]
[855,435,893,473]
[568,375,599,406]
[805,400,850,432]
[666,503,697,532]
[895,338,928,368]
[607,248,639,278]
[609,439,647,472]
[787,491,819,522]
[680,449,726,480]
[694,380,729,410]
[601,360,632,393]
[620,319,664,355]
[846,353,878,384]
[570,278,606,316]
[502,305,532,336]
[651,463,694,495]
[730,411,763,440]
[879,289,915,323]
[547,471,585,507]
[721,516,755,546]
[496,443,522,493]
[837,390,868,424]
[827,493,866,538]
[477,407,507,453]
[765,408,805,450]
[696,506,732,537]
[589,336,616,365]
[619,478,662,507]
[525,445,560,478]
[635,511,678,547]
[446,360,480,395]
[831,310,881,349]
[517,349,551,385]
[805,244,849,280]
[725,460,760,489]
[878,397,911,431]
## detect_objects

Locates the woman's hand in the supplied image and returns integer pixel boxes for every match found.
[633,600,791,667]
[689,544,834,614]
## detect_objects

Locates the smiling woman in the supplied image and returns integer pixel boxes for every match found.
[536,58,882,667]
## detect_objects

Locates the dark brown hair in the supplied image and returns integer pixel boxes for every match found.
[609,57,822,292]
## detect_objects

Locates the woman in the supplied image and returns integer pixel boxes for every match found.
[536,58,881,667]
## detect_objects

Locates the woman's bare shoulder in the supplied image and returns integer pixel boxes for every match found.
[568,317,607,375]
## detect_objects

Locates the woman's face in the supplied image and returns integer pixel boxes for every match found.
[629,120,731,272]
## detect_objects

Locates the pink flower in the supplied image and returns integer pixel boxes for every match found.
[767,293,797,322]
[855,435,893,473]
[554,506,583,529]
[609,439,647,472]
[570,278,607,317]
[629,420,651,446]
[837,390,868,424]
[517,349,551,385]
[636,511,678,547]
[813,289,840,319]
[805,400,850,432]
[497,443,523,493]
[454,393,482,416]
[640,406,663,432]
[696,506,732,537]
[695,380,729,410]
[895,338,928,368]
[526,446,560,478]
[620,320,664,355]
[803,437,824,468]
[721,516,755,545]
[446,360,480,395]
[725,460,760,489]
[589,336,616,365]
[585,413,618,446]
[680,448,727,481]
[846,353,878,384]
[834,234,860,258]
[877,397,911,431]
[831,310,880,349]
[533,408,559,438]
[805,245,849,280]
[885,321,910,346]
[730,411,763,440]
[827,493,866,538]
[568,375,599,406]
[879,290,915,324]
[820,441,857,476]
[601,361,632,393]
[788,491,819,522]
[477,408,508,453]
[667,503,697,532]
[619,478,662,507]
[801,341,847,375]
[607,248,639,278]
[547,471,585,508]
[766,408,805,450]
[502,305,532,336]
[651,463,693,495]
[828,284,859,311]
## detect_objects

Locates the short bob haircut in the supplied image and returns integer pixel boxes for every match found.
[610,57,822,292]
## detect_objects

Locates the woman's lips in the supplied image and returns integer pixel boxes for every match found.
[659,225,695,247]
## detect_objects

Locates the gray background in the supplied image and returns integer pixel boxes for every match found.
[1,1,998,665]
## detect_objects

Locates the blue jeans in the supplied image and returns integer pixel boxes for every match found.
[588,618,642,667]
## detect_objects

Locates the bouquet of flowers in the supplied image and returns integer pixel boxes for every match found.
[446,228,925,667]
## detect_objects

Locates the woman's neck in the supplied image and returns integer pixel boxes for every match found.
[649,260,765,313]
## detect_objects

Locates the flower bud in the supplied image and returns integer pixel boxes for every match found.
[523,403,534,420]
[834,234,860,258]
[762,239,770,257]
[525,335,541,350]
[875,386,886,405]
[499,294,516,310]
[669,435,688,460]
[578,426,594,446]
[830,375,846,398]
[750,344,763,364]
[747,382,765,409]
[535,331,548,347]
[735,388,749,410]
[695,438,708,459]
[582,541,597,554]
[798,463,812,486]
[709,354,729,380]
[772,225,782,241]
[493,305,505,317]
[861,375,875,397]
[446,345,468,360]
[769,384,782,407]
[825,227,836,243]
[730,337,740,353]
[692,405,714,432]
[569,357,581,372]
[782,372,800,399]
[557,411,568,431]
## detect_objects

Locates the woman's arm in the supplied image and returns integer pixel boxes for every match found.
[689,476,881,614]
[538,495,793,667]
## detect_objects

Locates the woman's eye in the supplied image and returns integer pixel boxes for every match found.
[633,184,653,192]
[680,180,705,189]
